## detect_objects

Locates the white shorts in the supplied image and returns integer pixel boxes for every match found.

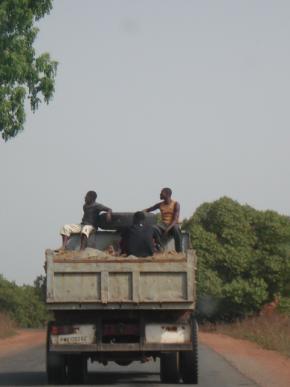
[60,224,95,238]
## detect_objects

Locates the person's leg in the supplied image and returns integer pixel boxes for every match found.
[60,224,81,249]
[153,224,166,251]
[80,225,95,250]
[170,225,183,252]
[61,235,69,249]
[80,234,88,250]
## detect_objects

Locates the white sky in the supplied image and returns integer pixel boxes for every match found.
[1,0,290,284]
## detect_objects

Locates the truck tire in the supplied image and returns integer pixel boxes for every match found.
[46,352,66,384]
[160,352,180,383]
[67,355,87,384]
[180,319,198,384]
[46,323,66,384]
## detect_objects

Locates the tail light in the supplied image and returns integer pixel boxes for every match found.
[50,325,78,335]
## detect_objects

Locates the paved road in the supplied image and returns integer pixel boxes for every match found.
[0,343,257,386]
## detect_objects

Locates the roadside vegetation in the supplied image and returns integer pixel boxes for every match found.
[0,0,57,141]
[0,312,17,339]
[183,196,290,357]
[183,197,290,320]
[278,296,290,316]
[0,274,49,334]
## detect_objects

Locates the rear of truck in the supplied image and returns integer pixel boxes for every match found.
[45,233,198,384]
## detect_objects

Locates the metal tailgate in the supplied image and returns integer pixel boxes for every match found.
[46,249,197,310]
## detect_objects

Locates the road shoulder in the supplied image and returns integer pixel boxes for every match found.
[200,331,290,387]
[0,329,45,358]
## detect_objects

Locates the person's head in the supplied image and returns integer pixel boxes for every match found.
[85,190,97,204]
[160,187,172,200]
[133,211,145,225]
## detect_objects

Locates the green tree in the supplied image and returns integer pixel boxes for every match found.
[0,274,49,327]
[34,274,46,302]
[0,0,57,141]
[183,197,290,320]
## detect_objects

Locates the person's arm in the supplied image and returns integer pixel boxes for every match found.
[103,207,112,222]
[97,204,112,222]
[143,202,161,213]
[165,202,180,233]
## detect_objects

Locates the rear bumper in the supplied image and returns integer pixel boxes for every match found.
[50,342,192,353]
[48,310,194,354]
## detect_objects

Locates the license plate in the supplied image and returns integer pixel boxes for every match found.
[51,324,96,345]
[58,335,91,344]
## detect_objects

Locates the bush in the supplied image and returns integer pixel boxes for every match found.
[279,297,290,316]
[0,312,17,339]
[183,197,290,320]
[0,274,49,328]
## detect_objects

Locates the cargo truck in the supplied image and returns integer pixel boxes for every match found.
[45,214,198,384]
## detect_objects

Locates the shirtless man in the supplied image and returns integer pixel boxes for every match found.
[144,188,182,252]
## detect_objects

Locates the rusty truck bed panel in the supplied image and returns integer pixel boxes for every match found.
[46,249,197,310]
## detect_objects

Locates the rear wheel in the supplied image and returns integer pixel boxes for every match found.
[46,323,66,384]
[46,352,66,384]
[160,352,180,383]
[180,319,198,384]
[67,355,87,384]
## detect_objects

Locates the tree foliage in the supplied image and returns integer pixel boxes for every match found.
[33,274,46,302]
[0,274,49,327]
[0,0,57,141]
[183,197,290,320]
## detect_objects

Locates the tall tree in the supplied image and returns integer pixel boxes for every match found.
[183,197,290,320]
[0,0,57,141]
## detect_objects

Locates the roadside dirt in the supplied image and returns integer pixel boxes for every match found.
[1,330,290,386]
[0,329,46,358]
[200,332,290,387]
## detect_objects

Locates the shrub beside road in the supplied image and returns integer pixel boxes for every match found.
[0,274,49,332]
[0,312,16,339]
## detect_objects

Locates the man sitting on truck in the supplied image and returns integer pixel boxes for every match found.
[144,187,182,252]
[60,190,112,250]
[120,211,154,257]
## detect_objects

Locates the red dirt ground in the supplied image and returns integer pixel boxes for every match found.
[0,330,290,386]
[0,330,46,358]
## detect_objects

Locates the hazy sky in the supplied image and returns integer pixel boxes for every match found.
[1,0,290,284]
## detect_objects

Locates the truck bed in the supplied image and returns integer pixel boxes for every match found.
[46,248,197,311]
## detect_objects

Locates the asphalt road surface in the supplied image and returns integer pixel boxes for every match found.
[0,344,257,387]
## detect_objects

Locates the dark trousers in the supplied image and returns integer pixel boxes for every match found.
[153,223,183,252]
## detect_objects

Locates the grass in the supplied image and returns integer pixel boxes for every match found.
[201,313,290,358]
[0,312,17,339]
